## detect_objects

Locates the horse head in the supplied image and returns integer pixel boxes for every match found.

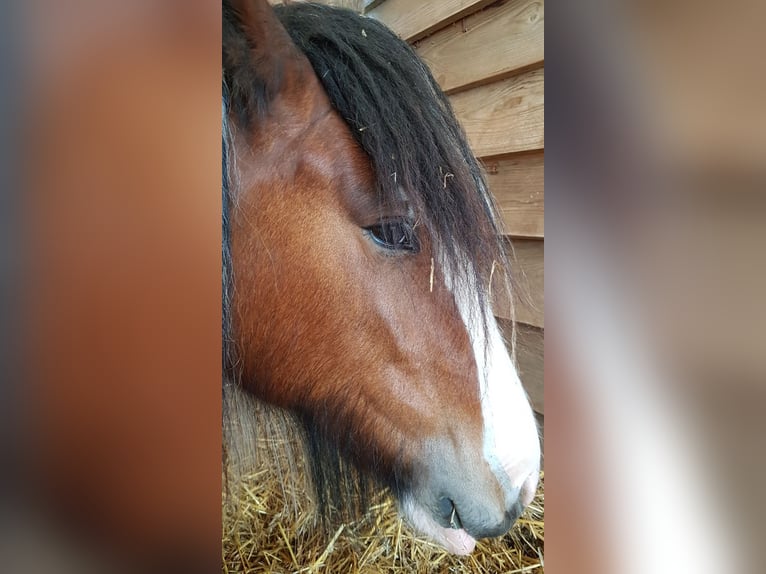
[222,0,540,555]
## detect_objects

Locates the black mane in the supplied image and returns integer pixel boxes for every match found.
[274,3,506,293]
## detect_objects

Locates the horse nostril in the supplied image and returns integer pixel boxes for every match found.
[437,497,464,530]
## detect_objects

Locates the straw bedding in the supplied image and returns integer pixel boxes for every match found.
[222,420,544,573]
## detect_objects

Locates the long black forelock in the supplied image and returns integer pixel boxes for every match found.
[274,2,510,308]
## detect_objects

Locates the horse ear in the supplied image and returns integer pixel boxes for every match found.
[223,0,303,127]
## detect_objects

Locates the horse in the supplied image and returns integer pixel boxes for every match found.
[222,0,540,556]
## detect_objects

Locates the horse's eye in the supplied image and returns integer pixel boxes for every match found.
[365,219,420,253]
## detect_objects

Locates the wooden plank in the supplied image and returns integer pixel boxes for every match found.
[492,238,543,328]
[498,319,544,415]
[361,0,387,11]
[450,67,544,157]
[415,0,544,94]
[367,0,496,42]
[282,0,365,10]
[483,152,544,238]
[517,323,544,415]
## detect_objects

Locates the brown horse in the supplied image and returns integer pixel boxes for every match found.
[222,0,540,555]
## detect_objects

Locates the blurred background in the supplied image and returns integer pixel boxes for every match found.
[546,1,765,573]
[1,0,764,572]
[5,1,221,572]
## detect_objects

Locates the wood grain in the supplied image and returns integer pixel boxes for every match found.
[499,319,544,415]
[415,0,544,94]
[361,0,386,11]
[450,67,544,157]
[367,0,496,42]
[492,238,544,328]
[483,152,544,238]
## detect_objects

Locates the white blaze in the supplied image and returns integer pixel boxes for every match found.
[400,263,541,555]
[453,276,541,506]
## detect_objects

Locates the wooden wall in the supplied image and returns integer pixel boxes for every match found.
[364,0,545,416]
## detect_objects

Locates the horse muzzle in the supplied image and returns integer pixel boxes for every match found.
[402,437,540,555]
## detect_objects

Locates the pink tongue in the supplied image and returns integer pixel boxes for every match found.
[438,526,476,555]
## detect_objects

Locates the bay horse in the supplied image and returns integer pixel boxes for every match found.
[222,0,540,556]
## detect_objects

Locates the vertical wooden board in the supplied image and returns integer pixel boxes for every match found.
[450,67,544,157]
[498,319,544,415]
[510,238,544,328]
[483,152,544,238]
[416,0,545,94]
[492,238,544,328]
[517,323,544,415]
[367,0,496,42]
